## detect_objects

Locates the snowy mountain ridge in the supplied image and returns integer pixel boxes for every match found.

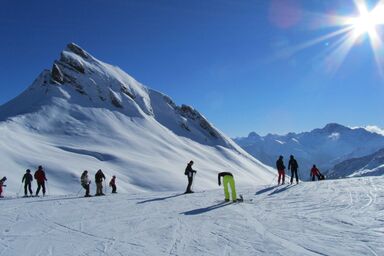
[327,147,384,178]
[234,123,384,179]
[0,43,274,194]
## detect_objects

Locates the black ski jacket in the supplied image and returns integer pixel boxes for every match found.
[95,171,106,183]
[185,163,196,176]
[288,159,298,171]
[217,172,233,186]
[276,159,285,170]
[22,173,33,184]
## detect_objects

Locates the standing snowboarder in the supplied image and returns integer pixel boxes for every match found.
[95,169,106,196]
[0,177,7,198]
[184,161,197,194]
[22,169,33,197]
[34,166,47,196]
[288,155,299,184]
[310,165,321,181]
[81,170,91,197]
[109,176,117,193]
[276,155,286,185]
[218,172,238,202]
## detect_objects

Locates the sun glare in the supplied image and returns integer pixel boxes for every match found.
[281,0,384,75]
[346,1,384,38]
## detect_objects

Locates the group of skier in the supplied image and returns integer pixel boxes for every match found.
[0,166,118,198]
[1,156,325,200]
[276,155,325,185]
[80,169,117,197]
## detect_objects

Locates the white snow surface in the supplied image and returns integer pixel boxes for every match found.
[0,43,274,194]
[1,177,383,255]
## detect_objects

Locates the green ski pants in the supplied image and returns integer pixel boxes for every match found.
[223,175,237,201]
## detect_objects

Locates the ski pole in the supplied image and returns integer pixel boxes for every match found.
[16,183,23,198]
[76,186,83,196]
[191,171,196,192]
[46,180,49,196]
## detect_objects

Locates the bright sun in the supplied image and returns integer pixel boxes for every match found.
[347,2,384,37]
[281,0,384,75]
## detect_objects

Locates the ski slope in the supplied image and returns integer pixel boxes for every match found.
[1,176,383,256]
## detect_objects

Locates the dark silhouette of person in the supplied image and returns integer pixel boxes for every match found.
[184,161,197,193]
[276,156,286,185]
[22,169,33,196]
[288,155,299,184]
[34,166,47,196]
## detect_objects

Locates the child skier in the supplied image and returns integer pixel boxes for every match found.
[0,177,7,198]
[109,176,117,193]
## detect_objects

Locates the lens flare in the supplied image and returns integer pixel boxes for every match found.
[279,0,384,75]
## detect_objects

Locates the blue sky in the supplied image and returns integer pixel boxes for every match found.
[1,0,383,136]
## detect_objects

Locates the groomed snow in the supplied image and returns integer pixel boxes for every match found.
[1,176,383,255]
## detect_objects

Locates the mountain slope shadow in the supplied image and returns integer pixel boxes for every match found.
[57,146,117,161]
[181,201,231,215]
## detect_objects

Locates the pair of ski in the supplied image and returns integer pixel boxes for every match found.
[220,195,253,204]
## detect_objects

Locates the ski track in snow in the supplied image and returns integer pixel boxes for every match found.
[0,177,383,256]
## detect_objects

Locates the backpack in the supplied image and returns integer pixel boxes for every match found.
[184,167,188,175]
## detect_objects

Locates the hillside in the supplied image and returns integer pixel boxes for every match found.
[0,43,273,194]
[327,148,384,178]
[1,177,383,255]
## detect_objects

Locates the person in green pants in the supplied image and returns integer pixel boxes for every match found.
[218,172,237,202]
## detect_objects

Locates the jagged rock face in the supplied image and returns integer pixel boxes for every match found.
[51,63,64,84]
[1,42,236,150]
[177,105,218,138]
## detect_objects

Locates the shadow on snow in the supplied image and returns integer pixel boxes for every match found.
[137,193,185,204]
[181,201,231,216]
[255,186,277,195]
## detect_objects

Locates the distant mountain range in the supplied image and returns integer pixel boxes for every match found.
[234,123,384,180]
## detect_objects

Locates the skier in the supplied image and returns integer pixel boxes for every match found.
[184,161,197,194]
[276,155,286,185]
[95,169,106,196]
[22,169,33,197]
[80,170,91,197]
[109,175,117,193]
[218,172,238,202]
[288,155,299,184]
[0,177,7,198]
[310,165,321,181]
[34,165,47,196]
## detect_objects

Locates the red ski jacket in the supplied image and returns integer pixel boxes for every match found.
[311,167,320,176]
[34,170,47,183]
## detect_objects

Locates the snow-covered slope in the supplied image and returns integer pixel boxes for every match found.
[234,123,384,180]
[1,177,383,255]
[327,148,384,178]
[0,43,274,194]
